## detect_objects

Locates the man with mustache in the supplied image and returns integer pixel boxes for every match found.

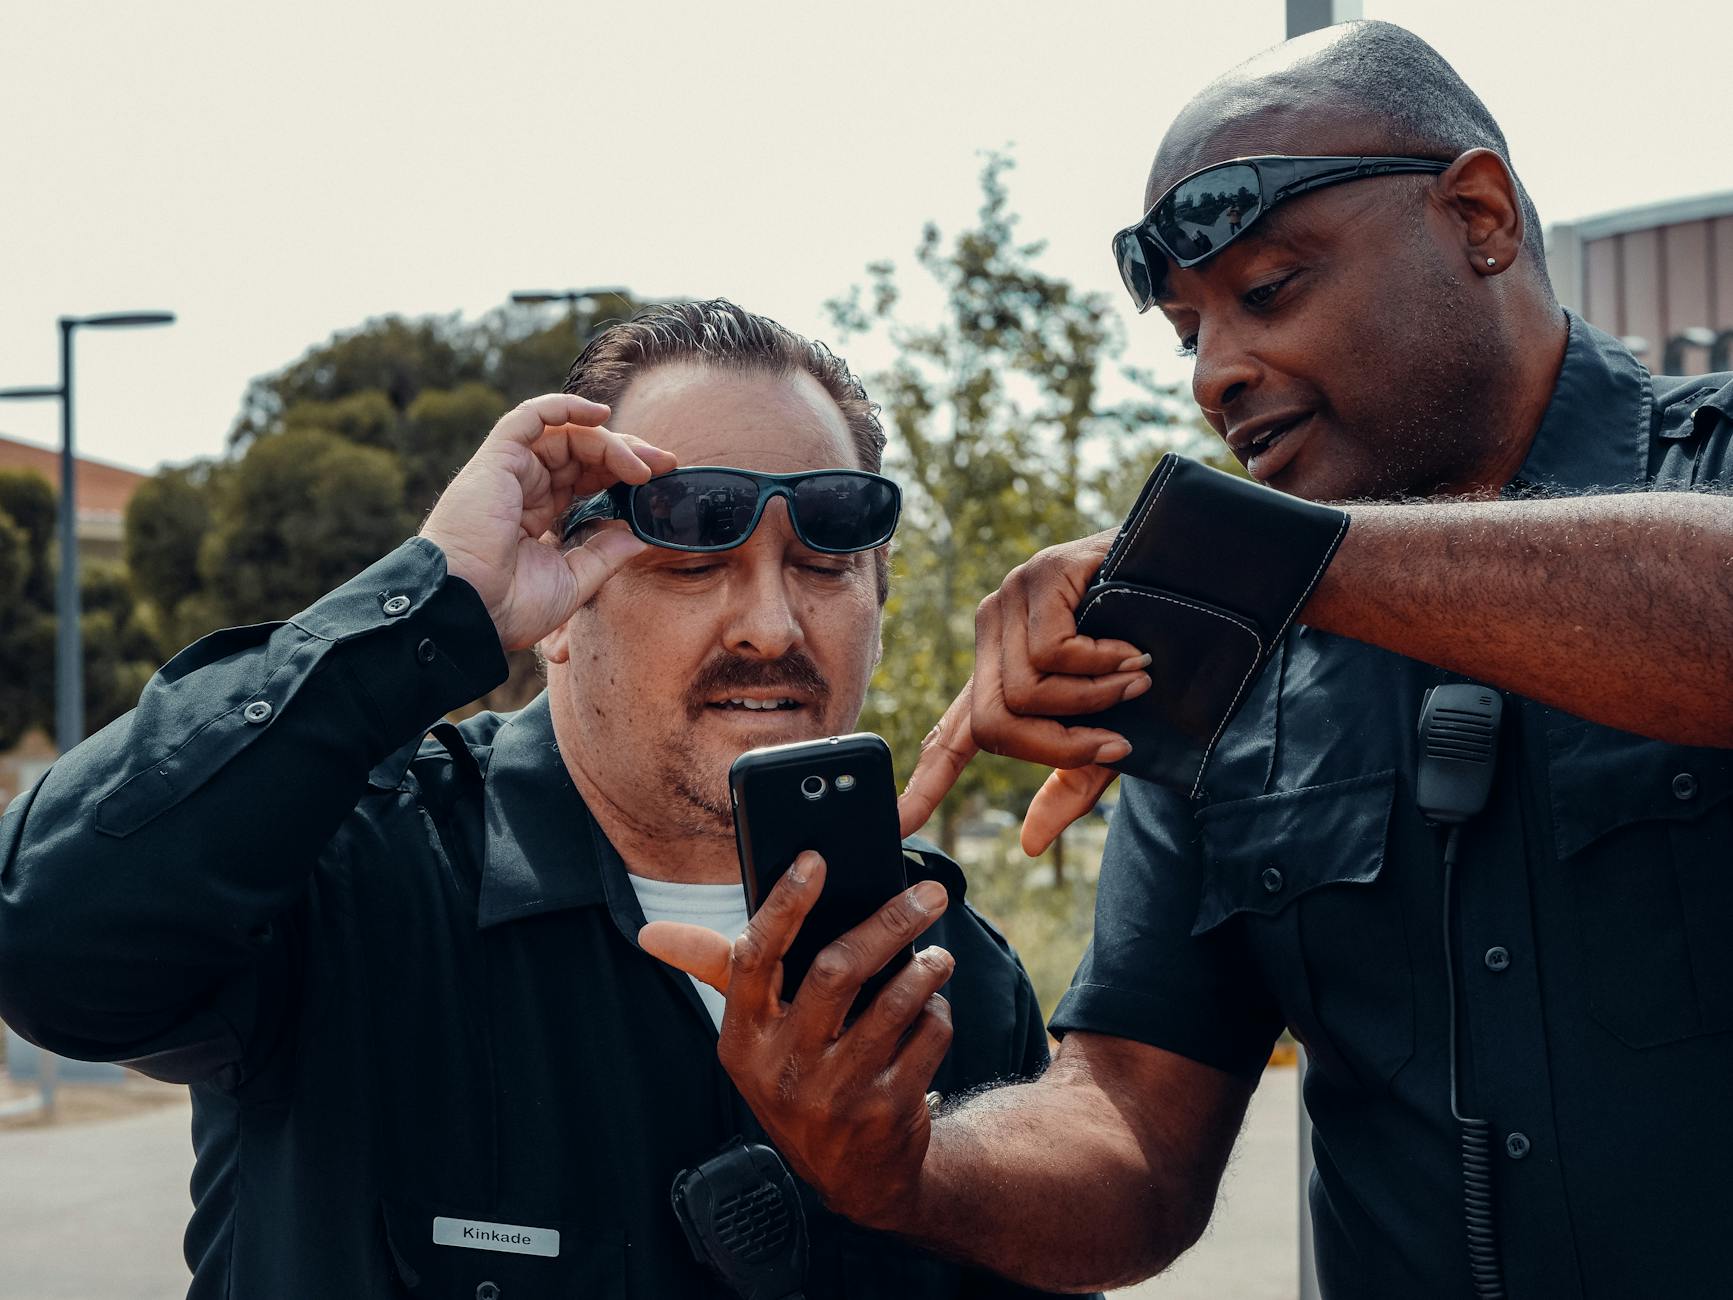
[643,22,1733,1300]
[0,300,1071,1299]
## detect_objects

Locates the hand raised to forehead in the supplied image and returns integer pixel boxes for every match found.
[419,393,678,651]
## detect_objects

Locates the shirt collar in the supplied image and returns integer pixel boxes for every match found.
[477,692,610,928]
[1509,309,1652,495]
[474,694,971,929]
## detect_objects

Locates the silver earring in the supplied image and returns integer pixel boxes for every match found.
[1485,257,1497,267]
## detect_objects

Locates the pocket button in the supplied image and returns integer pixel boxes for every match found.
[1672,772,1698,801]
[476,1283,500,1300]
[1260,867,1284,894]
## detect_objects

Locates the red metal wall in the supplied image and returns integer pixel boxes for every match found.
[1579,216,1733,363]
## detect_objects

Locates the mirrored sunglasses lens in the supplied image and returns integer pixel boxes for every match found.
[791,475,899,551]
[1152,164,1261,264]
[632,472,759,548]
[1114,231,1154,308]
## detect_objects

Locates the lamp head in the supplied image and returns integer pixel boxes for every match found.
[66,312,176,329]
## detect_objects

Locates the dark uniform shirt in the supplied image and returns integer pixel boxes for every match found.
[1050,312,1733,1300]
[0,543,1073,1300]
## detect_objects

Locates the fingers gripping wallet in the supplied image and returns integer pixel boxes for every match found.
[1064,455,1349,796]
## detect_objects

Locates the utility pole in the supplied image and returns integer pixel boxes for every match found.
[1278,9,1363,1298]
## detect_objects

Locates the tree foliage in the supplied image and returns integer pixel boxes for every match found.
[0,472,160,750]
[200,430,411,627]
[124,466,212,613]
[828,153,1206,866]
[0,470,56,607]
[124,295,652,712]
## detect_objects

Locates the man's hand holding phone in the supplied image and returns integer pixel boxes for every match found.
[639,853,956,1232]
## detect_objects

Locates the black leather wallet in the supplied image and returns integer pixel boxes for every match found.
[1064,455,1349,796]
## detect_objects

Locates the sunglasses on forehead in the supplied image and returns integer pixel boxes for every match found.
[560,466,902,554]
[1112,153,1453,312]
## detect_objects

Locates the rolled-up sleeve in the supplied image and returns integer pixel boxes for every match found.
[0,538,506,1084]
[1048,777,1282,1080]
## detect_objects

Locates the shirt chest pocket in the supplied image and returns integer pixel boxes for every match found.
[381,1200,626,1299]
[1195,770,1415,1089]
[1548,722,1733,1048]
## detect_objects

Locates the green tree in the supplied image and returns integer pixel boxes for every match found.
[125,465,212,613]
[128,294,655,705]
[0,504,44,750]
[200,430,411,626]
[0,472,161,749]
[473,291,640,402]
[828,153,1198,869]
[0,473,59,749]
[0,507,26,609]
[0,470,56,607]
[79,560,159,736]
[281,390,400,452]
[228,315,475,450]
[398,381,507,517]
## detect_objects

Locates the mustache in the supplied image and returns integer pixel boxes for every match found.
[685,650,832,719]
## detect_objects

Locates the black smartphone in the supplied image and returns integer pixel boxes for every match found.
[730,733,913,1009]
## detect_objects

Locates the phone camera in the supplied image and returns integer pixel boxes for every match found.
[801,775,827,801]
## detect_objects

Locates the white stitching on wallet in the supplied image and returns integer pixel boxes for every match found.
[1100,457,1177,584]
[1080,586,1264,800]
[1270,514,1349,643]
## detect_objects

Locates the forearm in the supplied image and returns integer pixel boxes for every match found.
[884,1048,1235,1293]
[1302,491,1733,745]
[0,540,505,1072]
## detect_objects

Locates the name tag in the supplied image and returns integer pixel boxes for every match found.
[432,1216,560,1258]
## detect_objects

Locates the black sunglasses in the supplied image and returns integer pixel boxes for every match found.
[1112,154,1452,312]
[560,466,902,554]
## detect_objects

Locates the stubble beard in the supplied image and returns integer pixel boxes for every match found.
[661,738,736,835]
[1361,247,1513,500]
[659,648,838,835]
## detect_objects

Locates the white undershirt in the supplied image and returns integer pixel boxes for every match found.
[627,875,750,1031]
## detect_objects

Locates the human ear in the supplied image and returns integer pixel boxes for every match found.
[1435,147,1524,275]
[540,616,573,666]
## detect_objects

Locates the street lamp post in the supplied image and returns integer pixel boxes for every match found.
[510,287,632,349]
[0,310,172,1119]
[0,312,175,757]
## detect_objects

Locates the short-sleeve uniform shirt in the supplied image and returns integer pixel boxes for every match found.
[1051,313,1733,1300]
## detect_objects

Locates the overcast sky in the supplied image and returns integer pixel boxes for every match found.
[4,0,1730,474]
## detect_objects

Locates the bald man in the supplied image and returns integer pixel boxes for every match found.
[643,21,1733,1300]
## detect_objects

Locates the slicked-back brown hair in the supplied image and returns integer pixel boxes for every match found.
[563,298,886,472]
[559,298,891,600]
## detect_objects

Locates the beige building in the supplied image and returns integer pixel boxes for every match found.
[1548,192,1733,373]
[0,433,147,565]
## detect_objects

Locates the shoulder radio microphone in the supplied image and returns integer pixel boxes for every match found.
[1416,683,1507,1300]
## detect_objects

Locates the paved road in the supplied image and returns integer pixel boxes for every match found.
[0,1069,1299,1298]
[0,1101,195,1299]
[1119,1064,1299,1299]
